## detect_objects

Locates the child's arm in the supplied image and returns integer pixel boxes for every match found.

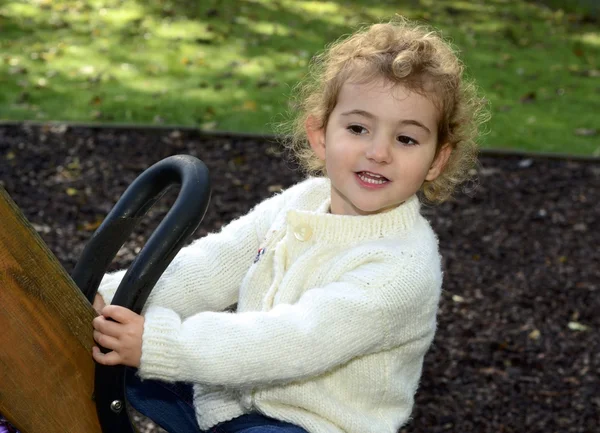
[95,189,288,318]
[134,255,441,388]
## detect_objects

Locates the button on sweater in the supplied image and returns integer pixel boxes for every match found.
[98,176,443,433]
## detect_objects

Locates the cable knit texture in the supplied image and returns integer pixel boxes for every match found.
[98,177,443,433]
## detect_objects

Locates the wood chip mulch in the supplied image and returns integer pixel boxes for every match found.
[1,124,598,433]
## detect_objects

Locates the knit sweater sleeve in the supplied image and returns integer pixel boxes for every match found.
[96,189,288,317]
[137,255,441,387]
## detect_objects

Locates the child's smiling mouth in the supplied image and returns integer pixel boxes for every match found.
[355,171,391,188]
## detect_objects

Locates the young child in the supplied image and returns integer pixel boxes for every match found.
[92,17,486,433]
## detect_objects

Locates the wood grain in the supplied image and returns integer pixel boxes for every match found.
[0,186,102,433]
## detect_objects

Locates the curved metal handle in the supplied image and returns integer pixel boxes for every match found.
[71,154,211,433]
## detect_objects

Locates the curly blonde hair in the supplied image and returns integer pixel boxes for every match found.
[277,17,489,203]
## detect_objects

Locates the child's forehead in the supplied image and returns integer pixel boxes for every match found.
[337,77,443,113]
[342,75,437,96]
[338,80,404,102]
[337,79,431,107]
[333,78,443,125]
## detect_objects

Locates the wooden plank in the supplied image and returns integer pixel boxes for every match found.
[0,186,102,433]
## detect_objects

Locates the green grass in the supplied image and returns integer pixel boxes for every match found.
[0,0,599,155]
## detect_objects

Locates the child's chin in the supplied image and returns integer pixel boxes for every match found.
[351,203,389,216]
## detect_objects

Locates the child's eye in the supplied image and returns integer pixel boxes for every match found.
[397,135,419,146]
[347,124,368,135]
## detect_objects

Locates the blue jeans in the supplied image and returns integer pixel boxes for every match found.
[125,368,308,433]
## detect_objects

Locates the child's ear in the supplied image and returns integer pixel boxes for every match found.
[425,143,452,182]
[305,115,326,161]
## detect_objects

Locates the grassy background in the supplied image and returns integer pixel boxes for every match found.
[0,0,599,155]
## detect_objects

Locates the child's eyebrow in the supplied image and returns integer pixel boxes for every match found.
[341,109,377,120]
[341,109,431,134]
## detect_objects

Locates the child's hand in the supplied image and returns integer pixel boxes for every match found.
[92,293,106,315]
[92,305,144,368]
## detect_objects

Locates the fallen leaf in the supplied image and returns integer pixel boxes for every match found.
[82,218,104,231]
[518,159,533,168]
[90,95,103,105]
[50,124,68,134]
[32,223,51,234]
[567,322,589,332]
[528,329,541,340]
[201,121,217,131]
[67,158,80,171]
[479,367,508,377]
[574,128,598,137]
[242,100,257,111]
[563,376,580,385]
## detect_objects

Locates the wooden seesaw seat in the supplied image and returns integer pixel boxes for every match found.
[0,185,100,433]
[0,155,211,433]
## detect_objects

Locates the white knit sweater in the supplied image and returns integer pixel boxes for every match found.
[98,177,443,433]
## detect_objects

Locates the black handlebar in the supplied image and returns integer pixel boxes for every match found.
[72,154,211,433]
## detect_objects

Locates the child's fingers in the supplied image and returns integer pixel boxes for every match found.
[101,305,136,323]
[92,346,122,366]
[93,330,120,351]
[92,315,122,337]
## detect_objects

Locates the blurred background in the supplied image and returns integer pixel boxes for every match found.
[0,0,598,155]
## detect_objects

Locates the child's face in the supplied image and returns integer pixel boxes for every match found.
[306,78,451,216]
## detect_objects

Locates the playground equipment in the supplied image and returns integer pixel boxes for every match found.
[0,155,211,433]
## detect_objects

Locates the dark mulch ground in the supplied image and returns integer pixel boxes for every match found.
[1,124,598,433]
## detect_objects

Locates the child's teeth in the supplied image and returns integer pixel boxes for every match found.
[358,173,386,184]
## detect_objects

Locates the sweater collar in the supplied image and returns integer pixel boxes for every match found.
[285,191,422,243]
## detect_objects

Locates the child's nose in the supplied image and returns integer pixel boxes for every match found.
[365,137,392,163]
